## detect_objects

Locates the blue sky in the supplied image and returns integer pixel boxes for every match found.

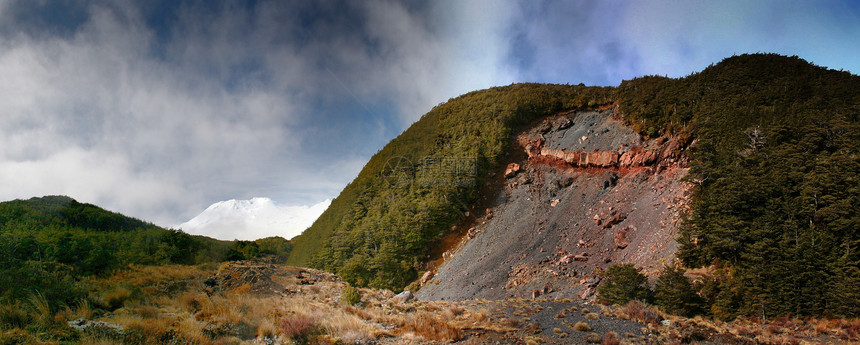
[0,0,858,229]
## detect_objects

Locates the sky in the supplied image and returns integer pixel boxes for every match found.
[0,0,858,236]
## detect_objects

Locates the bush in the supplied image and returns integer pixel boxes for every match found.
[401,313,462,342]
[573,321,591,332]
[655,264,705,316]
[0,303,28,329]
[598,264,652,305]
[620,300,661,325]
[341,285,361,306]
[602,331,621,345]
[278,314,316,343]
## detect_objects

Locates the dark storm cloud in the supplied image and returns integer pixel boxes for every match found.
[0,0,517,226]
[0,0,856,229]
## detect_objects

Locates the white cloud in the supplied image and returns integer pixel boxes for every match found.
[0,3,309,225]
[360,0,519,125]
[0,147,184,222]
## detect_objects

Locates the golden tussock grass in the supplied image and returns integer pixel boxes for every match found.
[399,312,462,342]
[62,262,860,345]
[573,321,591,332]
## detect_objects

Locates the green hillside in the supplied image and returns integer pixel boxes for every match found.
[0,196,292,308]
[287,83,615,288]
[290,54,858,317]
[627,54,859,318]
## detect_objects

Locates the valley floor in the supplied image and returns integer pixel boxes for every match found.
[3,261,856,344]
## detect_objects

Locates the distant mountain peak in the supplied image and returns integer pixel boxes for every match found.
[178,198,330,241]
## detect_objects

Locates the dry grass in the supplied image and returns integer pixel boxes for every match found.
[602,331,620,345]
[16,261,858,345]
[278,313,316,341]
[619,300,661,325]
[399,312,462,342]
[573,321,592,332]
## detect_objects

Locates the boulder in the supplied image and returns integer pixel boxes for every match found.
[614,229,629,249]
[559,254,575,264]
[504,163,521,178]
[602,213,627,229]
[420,271,434,286]
[467,227,479,239]
[394,290,413,302]
[556,118,573,130]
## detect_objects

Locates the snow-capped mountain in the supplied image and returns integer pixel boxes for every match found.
[178,197,330,241]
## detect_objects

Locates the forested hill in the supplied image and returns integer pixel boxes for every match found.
[286,83,615,288]
[0,195,157,233]
[288,53,858,318]
[0,196,292,307]
[621,54,858,318]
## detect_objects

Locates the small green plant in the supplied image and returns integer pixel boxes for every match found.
[597,264,651,305]
[28,291,53,326]
[341,285,361,306]
[654,264,705,317]
[0,302,28,329]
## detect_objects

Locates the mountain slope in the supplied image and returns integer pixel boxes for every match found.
[287,83,615,289]
[0,196,290,308]
[290,54,859,318]
[179,197,331,241]
[417,108,693,302]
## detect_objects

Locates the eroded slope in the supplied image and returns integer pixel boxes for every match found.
[418,108,693,301]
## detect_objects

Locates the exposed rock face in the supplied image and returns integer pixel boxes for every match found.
[417,108,693,302]
[614,227,632,249]
[394,290,414,302]
[504,163,521,178]
[420,270,434,286]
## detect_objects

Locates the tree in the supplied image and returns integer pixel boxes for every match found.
[598,264,652,305]
[655,265,705,316]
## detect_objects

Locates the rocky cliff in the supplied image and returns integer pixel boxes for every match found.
[417,108,693,301]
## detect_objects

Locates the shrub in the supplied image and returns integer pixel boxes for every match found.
[401,313,462,342]
[341,285,361,306]
[586,332,601,343]
[655,264,705,317]
[621,300,661,325]
[101,286,133,310]
[279,314,316,343]
[586,312,600,320]
[598,264,651,305]
[0,329,35,345]
[602,331,620,345]
[573,321,591,332]
[0,303,28,329]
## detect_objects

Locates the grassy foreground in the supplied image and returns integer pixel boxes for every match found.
[1,261,857,345]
